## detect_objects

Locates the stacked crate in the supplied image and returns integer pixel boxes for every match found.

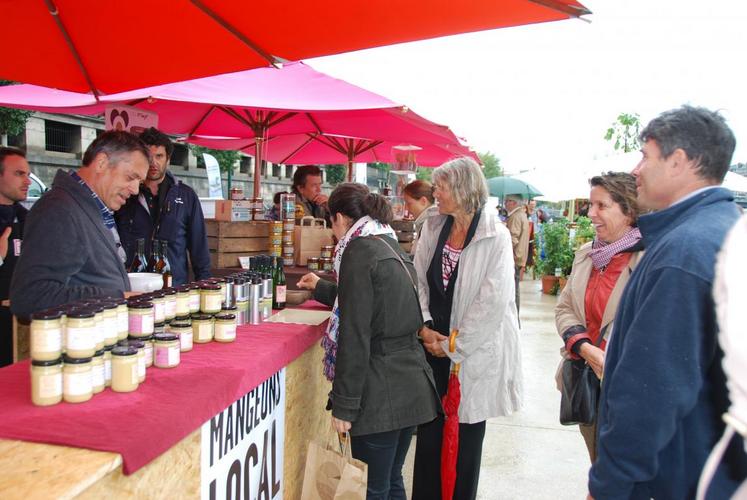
[390,220,416,254]
[206,220,269,268]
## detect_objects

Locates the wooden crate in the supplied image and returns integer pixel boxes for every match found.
[205,220,270,268]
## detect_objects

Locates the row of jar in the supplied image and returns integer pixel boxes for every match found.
[29,282,242,362]
[31,313,238,406]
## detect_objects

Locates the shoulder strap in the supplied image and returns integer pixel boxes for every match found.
[373,236,424,319]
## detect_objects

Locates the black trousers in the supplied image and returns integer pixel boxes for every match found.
[412,416,486,500]
[351,426,415,500]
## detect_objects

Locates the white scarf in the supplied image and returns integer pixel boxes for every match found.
[321,216,396,381]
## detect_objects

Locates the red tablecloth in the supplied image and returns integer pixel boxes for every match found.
[0,301,330,474]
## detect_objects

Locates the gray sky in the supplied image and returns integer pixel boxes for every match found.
[309,0,747,180]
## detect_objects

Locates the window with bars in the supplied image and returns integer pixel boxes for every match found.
[44,120,81,154]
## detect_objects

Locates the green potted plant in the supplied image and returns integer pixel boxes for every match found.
[536,218,575,294]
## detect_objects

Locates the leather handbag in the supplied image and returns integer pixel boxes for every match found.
[559,324,608,426]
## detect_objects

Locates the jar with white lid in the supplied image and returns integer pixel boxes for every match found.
[30,357,63,406]
[30,309,63,361]
[63,355,93,403]
[153,334,181,368]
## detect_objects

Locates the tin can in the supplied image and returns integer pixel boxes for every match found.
[307,257,320,271]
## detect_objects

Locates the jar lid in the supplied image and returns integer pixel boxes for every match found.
[130,334,153,341]
[100,301,118,310]
[63,354,92,364]
[111,346,137,357]
[31,309,63,320]
[233,277,246,284]
[189,283,201,290]
[104,344,115,351]
[169,321,191,329]
[307,257,320,262]
[154,333,179,342]
[162,288,176,295]
[150,291,165,299]
[127,300,154,309]
[175,285,190,293]
[191,313,213,321]
[174,314,192,321]
[94,349,105,357]
[216,313,236,321]
[154,322,165,327]
[200,284,221,291]
[31,357,63,367]
[321,245,335,250]
[122,339,145,349]
[104,296,127,305]
[67,309,95,319]
[221,305,238,311]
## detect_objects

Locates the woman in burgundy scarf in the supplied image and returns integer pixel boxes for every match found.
[555,172,644,462]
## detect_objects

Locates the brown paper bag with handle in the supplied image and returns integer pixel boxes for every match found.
[300,432,367,500]
[294,216,334,266]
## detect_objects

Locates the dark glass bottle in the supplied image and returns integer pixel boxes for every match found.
[160,240,172,288]
[147,239,161,273]
[129,238,148,273]
[272,256,286,310]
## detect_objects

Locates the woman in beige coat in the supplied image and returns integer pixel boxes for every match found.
[555,172,643,462]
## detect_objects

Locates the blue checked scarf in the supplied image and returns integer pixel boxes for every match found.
[322,215,396,381]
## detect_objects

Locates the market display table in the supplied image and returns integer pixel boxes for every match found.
[0,301,332,499]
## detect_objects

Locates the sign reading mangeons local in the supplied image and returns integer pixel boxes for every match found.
[201,369,285,500]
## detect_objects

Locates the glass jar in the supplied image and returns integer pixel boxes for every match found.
[162,287,177,322]
[128,300,154,338]
[188,284,201,313]
[282,256,295,267]
[63,355,93,403]
[111,346,139,393]
[30,309,63,361]
[306,257,320,271]
[101,302,119,347]
[153,334,181,368]
[89,304,105,352]
[191,313,214,344]
[154,322,165,335]
[150,292,166,324]
[214,313,237,343]
[174,285,191,317]
[30,357,63,406]
[104,345,114,387]
[281,230,294,245]
[136,335,154,368]
[120,339,146,383]
[65,309,96,359]
[320,245,335,259]
[91,349,105,394]
[111,298,129,340]
[169,320,193,352]
[200,284,222,314]
[321,258,334,272]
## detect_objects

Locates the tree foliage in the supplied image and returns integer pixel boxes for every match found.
[478,151,502,179]
[415,167,433,182]
[188,145,241,174]
[604,113,642,153]
[325,164,347,186]
[0,81,32,140]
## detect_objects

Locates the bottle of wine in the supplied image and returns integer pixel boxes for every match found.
[272,256,286,310]
[129,238,148,273]
[147,239,161,273]
[160,240,172,288]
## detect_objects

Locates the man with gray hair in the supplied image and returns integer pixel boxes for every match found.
[505,194,529,313]
[588,106,747,499]
[10,131,149,316]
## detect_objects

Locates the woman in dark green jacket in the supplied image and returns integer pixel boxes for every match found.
[298,183,439,500]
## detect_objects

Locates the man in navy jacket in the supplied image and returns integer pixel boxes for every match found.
[115,128,210,286]
[588,106,746,499]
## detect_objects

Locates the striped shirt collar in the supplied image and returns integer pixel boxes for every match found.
[70,171,116,230]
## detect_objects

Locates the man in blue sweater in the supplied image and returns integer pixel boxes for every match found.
[588,106,746,499]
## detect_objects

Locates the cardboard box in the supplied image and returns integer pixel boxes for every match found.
[214,200,252,222]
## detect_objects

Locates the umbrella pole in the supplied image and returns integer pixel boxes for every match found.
[347,143,355,182]
[253,131,267,199]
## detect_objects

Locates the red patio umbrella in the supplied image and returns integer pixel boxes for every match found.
[442,329,462,500]
[1,1,590,95]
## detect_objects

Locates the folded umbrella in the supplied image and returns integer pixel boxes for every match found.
[441,329,461,500]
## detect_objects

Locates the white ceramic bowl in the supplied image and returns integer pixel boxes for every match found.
[127,273,163,293]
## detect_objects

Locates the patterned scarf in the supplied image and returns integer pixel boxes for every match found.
[589,227,642,270]
[321,215,396,381]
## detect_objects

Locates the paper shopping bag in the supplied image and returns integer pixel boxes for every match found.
[300,434,367,500]
[294,216,334,266]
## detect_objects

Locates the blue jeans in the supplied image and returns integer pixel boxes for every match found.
[350,426,415,500]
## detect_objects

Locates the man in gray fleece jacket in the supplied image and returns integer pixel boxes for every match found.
[10,132,149,317]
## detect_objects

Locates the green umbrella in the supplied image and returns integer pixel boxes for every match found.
[487,176,543,199]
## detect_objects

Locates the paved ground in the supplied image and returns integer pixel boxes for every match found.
[402,279,590,499]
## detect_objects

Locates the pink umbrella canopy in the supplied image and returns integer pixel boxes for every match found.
[188,133,478,167]
[0,62,474,191]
